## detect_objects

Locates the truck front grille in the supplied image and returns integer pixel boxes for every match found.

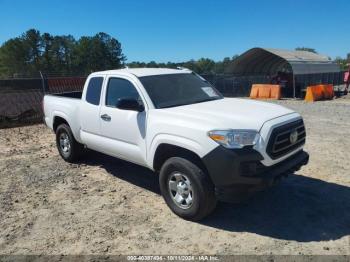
[266,119,306,159]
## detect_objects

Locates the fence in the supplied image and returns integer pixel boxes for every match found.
[206,71,345,98]
[0,76,86,128]
[294,72,344,97]
[203,74,271,97]
[0,71,346,128]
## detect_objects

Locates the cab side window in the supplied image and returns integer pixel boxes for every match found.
[106,78,141,107]
[86,77,104,105]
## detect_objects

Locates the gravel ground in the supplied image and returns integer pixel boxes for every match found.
[0,96,350,255]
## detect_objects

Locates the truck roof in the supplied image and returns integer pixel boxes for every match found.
[94,68,191,77]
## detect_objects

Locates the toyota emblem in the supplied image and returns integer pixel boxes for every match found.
[289,130,298,144]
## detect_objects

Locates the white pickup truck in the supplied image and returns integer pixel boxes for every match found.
[44,68,309,220]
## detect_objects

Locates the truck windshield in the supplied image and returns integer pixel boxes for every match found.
[139,73,223,108]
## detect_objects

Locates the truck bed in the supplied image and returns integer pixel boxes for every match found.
[43,91,83,137]
[50,91,82,99]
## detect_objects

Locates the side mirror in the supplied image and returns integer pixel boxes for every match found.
[116,98,144,112]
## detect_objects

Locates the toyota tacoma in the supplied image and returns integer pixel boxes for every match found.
[43,68,309,220]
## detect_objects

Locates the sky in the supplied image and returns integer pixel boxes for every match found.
[0,0,349,62]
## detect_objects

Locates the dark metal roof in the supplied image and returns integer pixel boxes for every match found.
[231,48,340,75]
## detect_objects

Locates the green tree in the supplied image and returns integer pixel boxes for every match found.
[335,56,348,70]
[128,61,146,68]
[182,59,198,72]
[0,29,43,77]
[0,37,28,77]
[0,29,125,77]
[23,29,42,72]
[147,61,159,68]
[126,55,240,75]
[40,33,54,72]
[73,32,125,74]
[51,35,76,75]
[196,58,215,74]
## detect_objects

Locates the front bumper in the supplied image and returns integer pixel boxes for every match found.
[202,146,309,202]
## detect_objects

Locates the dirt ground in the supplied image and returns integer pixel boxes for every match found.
[0,96,350,256]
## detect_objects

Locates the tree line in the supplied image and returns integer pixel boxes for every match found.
[0,29,240,77]
[0,29,349,78]
[127,56,239,75]
[334,55,350,70]
[0,29,126,77]
[128,47,350,73]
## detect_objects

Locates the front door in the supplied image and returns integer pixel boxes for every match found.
[99,76,147,166]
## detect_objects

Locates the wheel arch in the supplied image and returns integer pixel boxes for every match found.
[53,115,69,132]
[152,143,209,175]
[51,112,81,142]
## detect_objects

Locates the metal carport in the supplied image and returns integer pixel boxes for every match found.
[230,48,341,97]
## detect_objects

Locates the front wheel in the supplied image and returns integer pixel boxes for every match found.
[56,124,84,163]
[159,157,217,221]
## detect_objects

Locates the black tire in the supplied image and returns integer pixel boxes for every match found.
[159,157,217,221]
[56,124,84,163]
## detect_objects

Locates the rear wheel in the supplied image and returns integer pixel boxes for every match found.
[159,157,217,221]
[56,124,84,162]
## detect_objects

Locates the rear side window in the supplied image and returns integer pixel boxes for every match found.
[86,77,103,105]
[106,78,140,107]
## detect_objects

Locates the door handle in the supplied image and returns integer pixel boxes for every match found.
[101,114,111,121]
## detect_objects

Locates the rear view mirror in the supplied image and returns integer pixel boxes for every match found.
[116,98,144,112]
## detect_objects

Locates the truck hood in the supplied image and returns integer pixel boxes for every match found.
[161,98,295,131]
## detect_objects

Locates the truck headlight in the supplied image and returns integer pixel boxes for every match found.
[208,130,259,149]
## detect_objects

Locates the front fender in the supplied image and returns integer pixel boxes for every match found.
[147,133,216,169]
